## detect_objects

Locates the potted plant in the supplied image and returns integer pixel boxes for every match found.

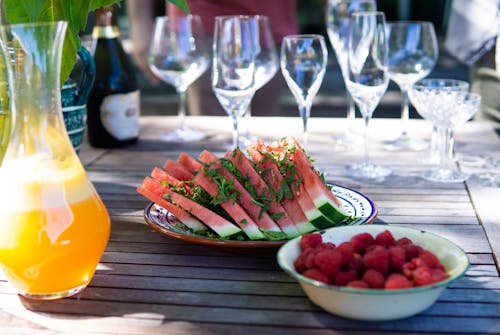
[0,0,189,152]
[1,0,189,84]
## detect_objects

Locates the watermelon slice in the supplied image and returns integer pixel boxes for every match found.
[249,140,343,230]
[141,177,241,238]
[164,159,194,181]
[247,144,316,234]
[151,167,192,193]
[178,152,203,174]
[137,183,207,233]
[225,148,301,238]
[194,167,265,240]
[290,137,353,225]
[198,150,286,240]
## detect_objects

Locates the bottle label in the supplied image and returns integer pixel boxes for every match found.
[100,90,140,140]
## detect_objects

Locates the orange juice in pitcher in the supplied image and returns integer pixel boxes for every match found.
[0,21,110,299]
[0,158,110,298]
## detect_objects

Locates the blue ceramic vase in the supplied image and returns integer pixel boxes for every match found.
[61,47,95,153]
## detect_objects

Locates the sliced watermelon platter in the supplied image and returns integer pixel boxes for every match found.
[138,137,377,243]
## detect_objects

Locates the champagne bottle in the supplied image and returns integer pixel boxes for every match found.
[87,5,140,148]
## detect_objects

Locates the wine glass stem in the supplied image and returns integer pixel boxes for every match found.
[346,92,356,134]
[244,104,252,139]
[177,88,187,132]
[300,104,311,147]
[400,87,410,137]
[437,127,454,170]
[362,114,370,166]
[232,115,239,149]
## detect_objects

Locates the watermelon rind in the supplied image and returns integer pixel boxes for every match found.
[312,193,354,225]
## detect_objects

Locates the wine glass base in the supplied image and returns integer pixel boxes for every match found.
[383,135,429,151]
[159,128,207,142]
[345,162,392,179]
[421,168,469,183]
[331,131,363,151]
[417,152,440,165]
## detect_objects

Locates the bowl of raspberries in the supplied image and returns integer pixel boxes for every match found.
[276,225,469,321]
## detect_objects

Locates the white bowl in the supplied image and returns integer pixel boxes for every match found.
[276,225,469,321]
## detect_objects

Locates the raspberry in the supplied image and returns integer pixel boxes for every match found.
[363,245,390,274]
[350,232,375,253]
[347,253,364,273]
[430,268,448,283]
[375,229,396,247]
[396,237,413,246]
[300,233,322,250]
[403,243,422,261]
[412,266,434,286]
[389,246,406,271]
[302,268,330,284]
[402,261,417,278]
[336,242,355,265]
[294,247,314,273]
[385,273,412,289]
[314,249,342,276]
[362,269,385,288]
[305,249,318,269]
[332,269,358,286]
[418,250,442,269]
[347,280,369,289]
[315,242,336,250]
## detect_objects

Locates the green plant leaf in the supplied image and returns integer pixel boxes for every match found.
[167,0,190,14]
[89,0,123,12]
[2,0,95,85]
[2,0,189,85]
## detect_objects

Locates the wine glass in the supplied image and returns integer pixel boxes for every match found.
[410,79,480,183]
[148,15,209,142]
[383,21,439,151]
[241,15,279,145]
[325,0,376,149]
[410,80,470,165]
[345,11,391,179]
[280,34,328,147]
[212,16,256,149]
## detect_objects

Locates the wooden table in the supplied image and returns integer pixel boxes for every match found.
[1,116,499,334]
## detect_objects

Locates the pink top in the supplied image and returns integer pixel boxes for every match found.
[167,0,299,43]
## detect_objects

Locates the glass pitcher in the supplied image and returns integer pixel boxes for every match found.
[0,35,9,165]
[0,21,110,299]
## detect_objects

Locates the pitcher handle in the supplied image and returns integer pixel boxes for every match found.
[75,46,95,106]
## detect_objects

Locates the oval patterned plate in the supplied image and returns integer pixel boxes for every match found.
[143,184,378,253]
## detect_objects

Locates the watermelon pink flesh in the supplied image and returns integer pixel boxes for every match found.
[225,148,300,238]
[142,177,241,238]
[164,159,194,181]
[178,152,203,174]
[247,145,316,234]
[198,150,283,235]
[290,137,352,225]
[137,183,207,233]
[291,138,342,206]
[194,169,265,240]
[151,167,192,193]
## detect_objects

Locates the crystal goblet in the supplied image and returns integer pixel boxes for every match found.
[410,79,481,183]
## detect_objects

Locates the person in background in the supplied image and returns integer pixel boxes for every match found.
[444,0,500,134]
[126,0,299,116]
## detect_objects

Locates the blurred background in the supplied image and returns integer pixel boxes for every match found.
[84,0,468,118]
